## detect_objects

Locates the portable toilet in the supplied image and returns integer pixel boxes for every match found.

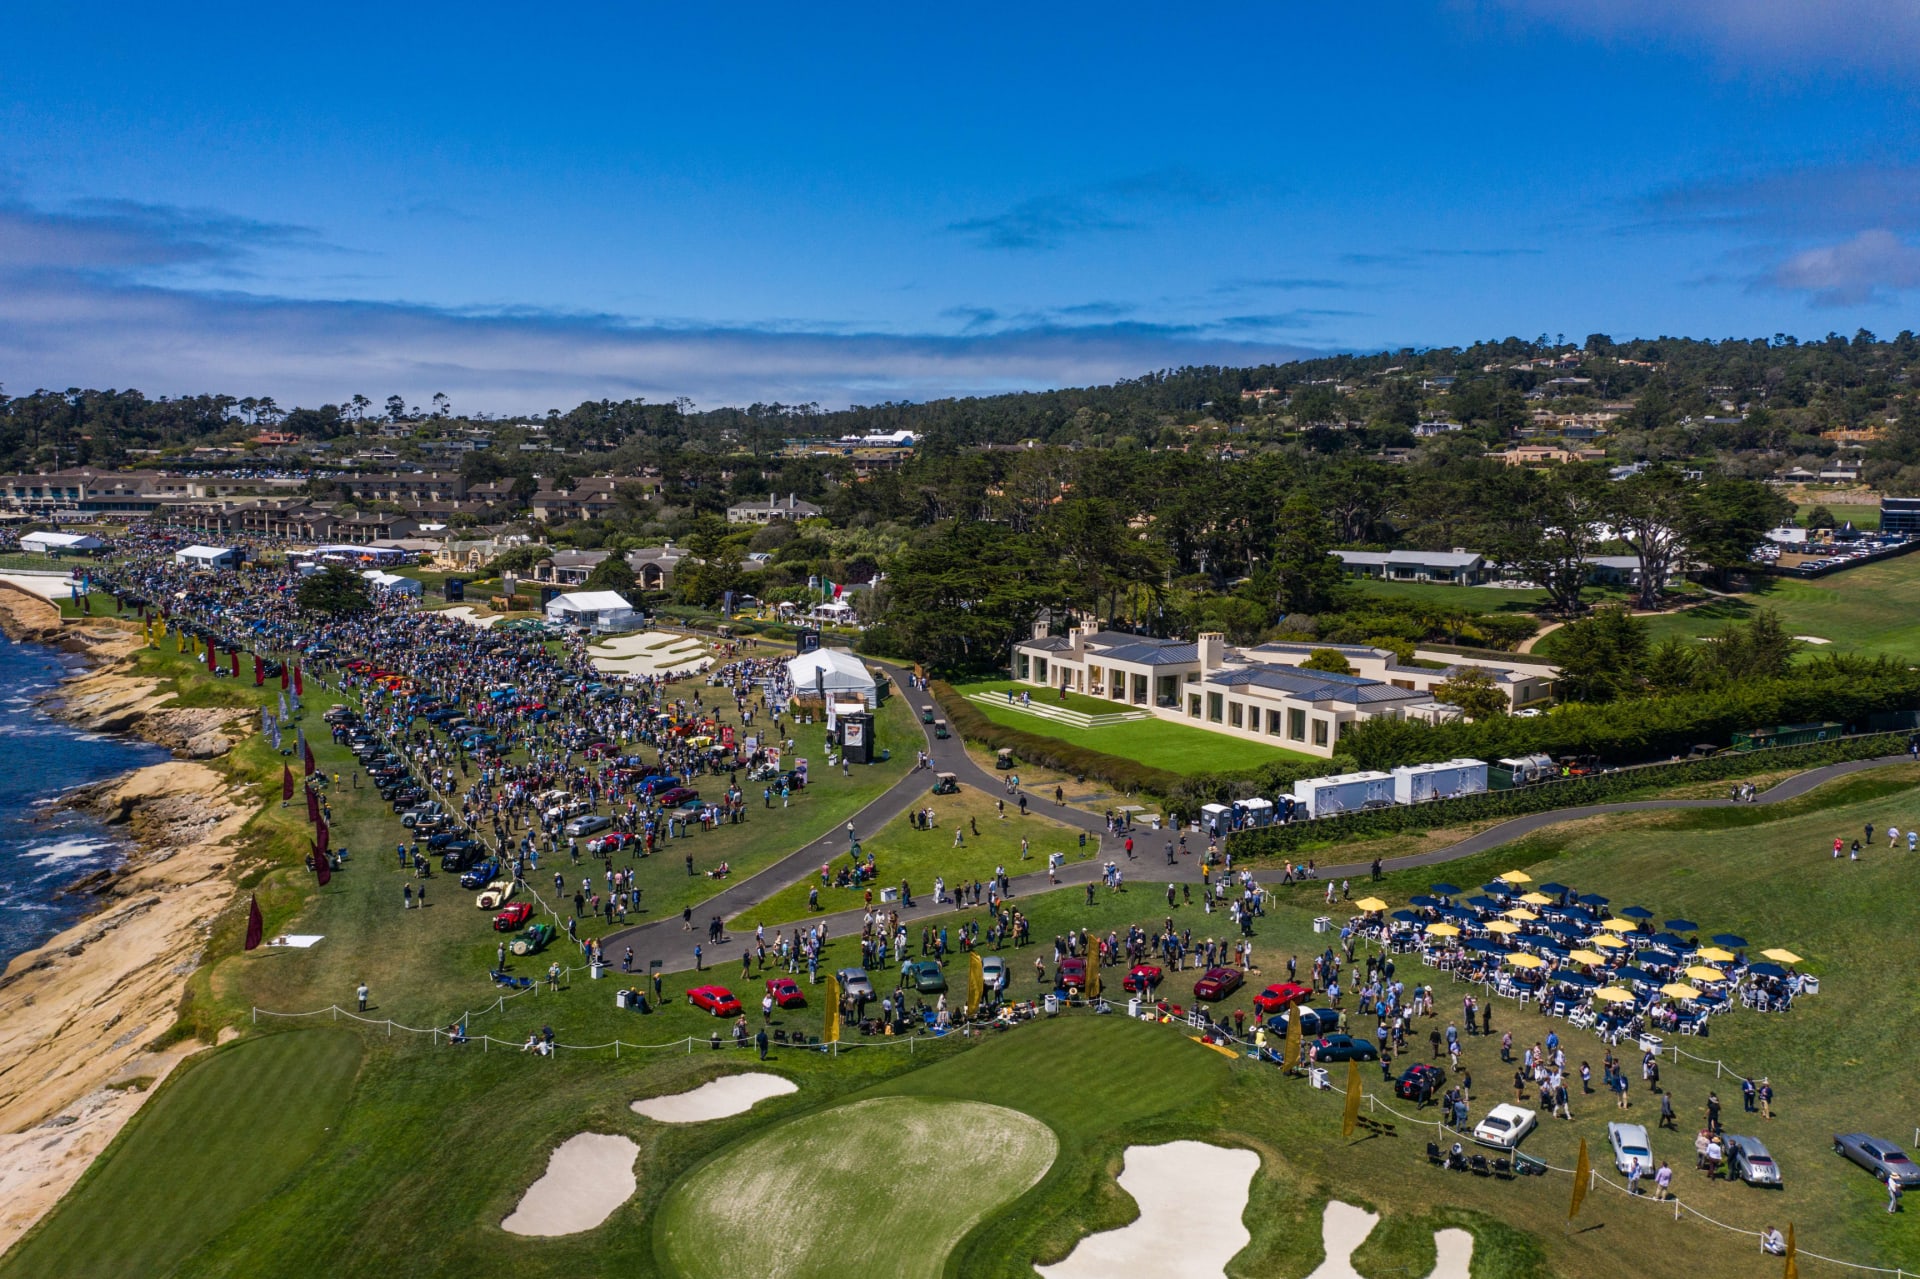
[1240,797,1275,827]
[1292,770,1395,817]
[1390,758,1489,805]
[1200,802,1233,834]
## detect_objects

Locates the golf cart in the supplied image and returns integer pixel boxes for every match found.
[995,748,1015,770]
[920,705,935,724]
[931,772,959,796]
[933,719,949,739]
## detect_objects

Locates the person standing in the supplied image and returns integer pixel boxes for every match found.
[1654,1161,1673,1201]
[356,981,368,1012]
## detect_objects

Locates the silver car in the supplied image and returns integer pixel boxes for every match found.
[564,813,609,837]
[1607,1122,1653,1176]
[836,967,874,1004]
[979,955,1008,993]
[1724,1134,1781,1186]
[1834,1133,1920,1187]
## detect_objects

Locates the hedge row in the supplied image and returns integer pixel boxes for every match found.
[931,680,1190,796]
[1222,731,1911,858]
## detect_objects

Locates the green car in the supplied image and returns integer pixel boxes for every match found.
[901,960,947,994]
[509,922,555,956]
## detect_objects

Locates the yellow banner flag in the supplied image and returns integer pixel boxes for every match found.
[823,974,841,1044]
[1784,1223,1797,1279]
[967,952,984,1016]
[1282,1003,1302,1071]
[1570,1137,1591,1220]
[1342,1060,1363,1137]
[1086,959,1102,1003]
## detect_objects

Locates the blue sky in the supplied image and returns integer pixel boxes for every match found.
[3,1,1919,411]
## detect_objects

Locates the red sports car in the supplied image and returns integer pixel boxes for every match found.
[492,902,534,931]
[1121,964,1164,993]
[1251,981,1315,1014]
[766,977,806,1008]
[1056,956,1087,992]
[1193,966,1244,1001]
[688,985,743,1017]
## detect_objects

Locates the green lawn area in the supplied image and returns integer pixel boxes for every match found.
[1351,577,1554,613]
[731,778,1093,929]
[1798,501,1881,530]
[1570,551,1920,661]
[955,683,1315,775]
[954,678,1144,718]
[0,1031,363,1278]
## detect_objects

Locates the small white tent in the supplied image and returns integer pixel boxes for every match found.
[174,544,242,570]
[360,569,423,598]
[784,648,878,705]
[545,590,638,632]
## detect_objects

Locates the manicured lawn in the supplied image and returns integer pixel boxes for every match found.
[0,1030,363,1279]
[730,779,1093,928]
[1571,552,1920,661]
[657,1095,1058,1279]
[1351,578,1554,613]
[1797,501,1881,530]
[959,694,1314,775]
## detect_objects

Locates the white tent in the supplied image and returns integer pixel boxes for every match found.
[784,648,877,705]
[545,590,639,632]
[22,530,105,554]
[174,544,242,570]
[360,569,423,598]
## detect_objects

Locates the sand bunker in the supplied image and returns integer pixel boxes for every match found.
[1303,1201,1473,1279]
[1037,1141,1260,1279]
[500,1132,638,1236]
[590,629,713,677]
[632,1072,796,1123]
[1794,635,1831,645]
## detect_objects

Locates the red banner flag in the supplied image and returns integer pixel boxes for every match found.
[253,654,264,687]
[229,650,240,677]
[313,840,331,886]
[317,817,330,858]
[293,662,304,697]
[244,894,263,951]
[281,765,294,802]
[205,636,216,668]
[303,739,316,777]
[280,665,289,690]
[305,784,320,825]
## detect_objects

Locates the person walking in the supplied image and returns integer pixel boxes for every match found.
[1659,1090,1677,1131]
[1654,1161,1673,1201]
[356,981,368,1012]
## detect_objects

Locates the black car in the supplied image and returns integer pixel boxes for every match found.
[439,841,483,872]
[1394,1063,1446,1101]
[1264,1006,1339,1037]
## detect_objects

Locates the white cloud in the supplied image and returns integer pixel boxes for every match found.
[1758,229,1920,306]
[1478,0,1920,73]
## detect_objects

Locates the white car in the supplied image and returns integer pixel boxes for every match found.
[979,955,1008,993]
[1472,1103,1538,1150]
[1608,1122,1653,1175]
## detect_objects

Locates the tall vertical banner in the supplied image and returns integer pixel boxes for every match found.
[313,840,331,886]
[281,765,294,802]
[1569,1137,1591,1221]
[293,662,304,697]
[244,894,263,951]
[1784,1224,1797,1279]
[1282,1003,1302,1071]
[1342,1061,1363,1137]
[823,974,842,1044]
[967,952,985,1016]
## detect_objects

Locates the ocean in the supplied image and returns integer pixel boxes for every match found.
[0,634,169,967]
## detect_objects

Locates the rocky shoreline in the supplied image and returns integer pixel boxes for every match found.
[0,583,256,1255]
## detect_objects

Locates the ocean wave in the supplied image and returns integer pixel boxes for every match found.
[22,836,117,864]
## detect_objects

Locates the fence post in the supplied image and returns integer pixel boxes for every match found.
[252,1007,257,1025]
[332,1005,337,1021]
[387,1020,393,1038]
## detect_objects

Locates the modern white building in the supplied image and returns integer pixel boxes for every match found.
[174,544,242,570]
[1011,623,1557,759]
[544,589,639,632]
[1332,549,1491,584]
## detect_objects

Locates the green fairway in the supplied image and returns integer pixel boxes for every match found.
[0,1030,363,1279]
[657,1095,1058,1279]
[1576,551,1920,660]
[957,691,1313,774]
[1797,501,1881,530]
[732,779,1092,928]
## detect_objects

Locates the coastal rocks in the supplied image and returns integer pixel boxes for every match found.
[0,585,64,645]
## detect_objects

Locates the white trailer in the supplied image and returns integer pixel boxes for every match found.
[1292,770,1395,818]
[1390,758,1488,805]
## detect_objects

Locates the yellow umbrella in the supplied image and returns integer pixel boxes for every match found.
[1484,920,1521,935]
[1600,918,1640,933]
[1505,953,1546,969]
[1762,948,1802,964]
[1685,965,1727,983]
[1354,896,1389,912]
[1591,935,1627,950]
[1520,891,1553,905]
[1660,982,1702,1000]
[1504,907,1540,921]
[1694,946,1736,964]
[1593,986,1637,1004]
[1499,870,1533,884]
[1568,949,1606,965]
[1425,923,1460,937]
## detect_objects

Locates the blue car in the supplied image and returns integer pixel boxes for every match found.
[459,858,500,890]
